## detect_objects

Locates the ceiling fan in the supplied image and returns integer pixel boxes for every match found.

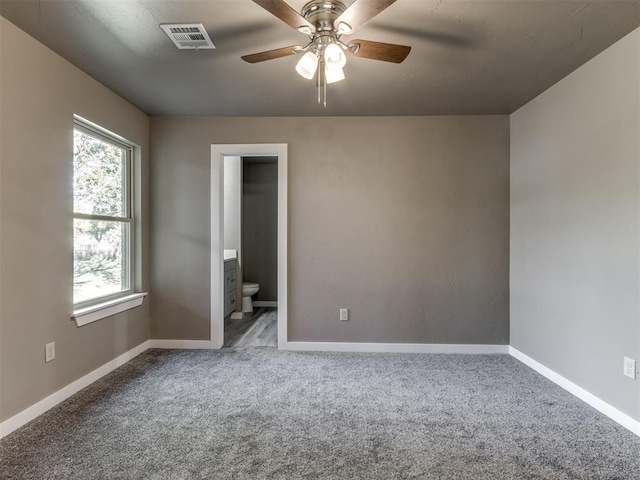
[242,0,411,106]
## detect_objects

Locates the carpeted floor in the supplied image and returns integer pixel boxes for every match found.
[1,348,639,479]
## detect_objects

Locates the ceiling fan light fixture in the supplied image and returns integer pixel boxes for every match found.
[325,65,345,84]
[295,51,319,79]
[324,42,346,69]
[243,0,411,106]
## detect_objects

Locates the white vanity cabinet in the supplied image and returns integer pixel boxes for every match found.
[224,259,237,317]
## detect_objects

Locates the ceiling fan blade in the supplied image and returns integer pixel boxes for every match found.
[251,0,314,32]
[335,0,398,33]
[348,39,411,63]
[241,45,301,63]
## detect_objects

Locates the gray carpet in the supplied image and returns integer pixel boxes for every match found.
[1,349,639,479]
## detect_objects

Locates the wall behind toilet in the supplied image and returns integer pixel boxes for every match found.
[242,158,278,302]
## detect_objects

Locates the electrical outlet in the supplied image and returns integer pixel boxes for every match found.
[339,308,349,321]
[623,357,636,380]
[45,342,56,363]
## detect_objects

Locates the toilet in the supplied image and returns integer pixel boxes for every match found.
[241,282,260,313]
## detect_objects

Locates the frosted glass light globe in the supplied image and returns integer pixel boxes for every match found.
[295,52,318,80]
[325,66,345,84]
[324,43,346,70]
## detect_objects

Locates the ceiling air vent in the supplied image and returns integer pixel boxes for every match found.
[160,24,215,50]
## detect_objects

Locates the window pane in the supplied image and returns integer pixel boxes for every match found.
[73,129,126,217]
[74,219,130,303]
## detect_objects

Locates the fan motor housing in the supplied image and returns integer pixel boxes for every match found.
[302,0,347,32]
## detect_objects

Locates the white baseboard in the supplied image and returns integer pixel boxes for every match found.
[0,340,151,439]
[281,341,509,354]
[230,312,244,320]
[509,347,640,437]
[149,339,215,349]
[253,301,278,307]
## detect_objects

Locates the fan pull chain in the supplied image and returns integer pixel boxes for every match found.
[317,58,328,108]
[317,67,321,105]
[323,68,327,108]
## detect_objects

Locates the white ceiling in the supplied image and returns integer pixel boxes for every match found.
[1,0,639,116]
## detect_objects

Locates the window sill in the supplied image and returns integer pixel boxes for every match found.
[71,293,148,327]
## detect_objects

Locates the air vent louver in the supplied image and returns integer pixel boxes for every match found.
[160,24,215,50]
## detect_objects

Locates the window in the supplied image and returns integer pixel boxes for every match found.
[73,120,133,306]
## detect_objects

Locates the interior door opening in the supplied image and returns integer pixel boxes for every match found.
[223,156,278,347]
[210,144,288,350]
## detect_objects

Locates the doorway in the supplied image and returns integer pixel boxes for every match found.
[210,144,288,349]
[224,156,278,346]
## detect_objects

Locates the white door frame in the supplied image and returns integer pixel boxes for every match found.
[210,144,288,349]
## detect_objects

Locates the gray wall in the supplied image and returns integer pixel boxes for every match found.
[150,116,510,344]
[242,159,278,302]
[223,156,243,312]
[223,156,242,255]
[0,18,151,421]
[510,28,640,420]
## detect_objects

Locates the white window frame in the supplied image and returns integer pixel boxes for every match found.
[71,117,146,326]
